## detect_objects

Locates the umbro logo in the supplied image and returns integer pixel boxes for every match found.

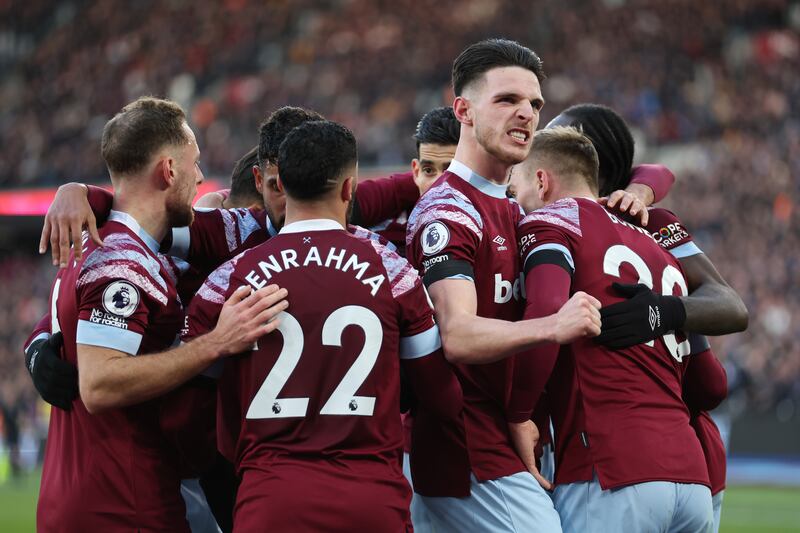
[493,235,508,252]
[648,305,661,331]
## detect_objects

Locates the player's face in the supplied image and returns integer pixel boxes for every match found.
[259,162,287,230]
[167,123,203,227]
[412,143,456,195]
[509,163,542,213]
[469,67,543,165]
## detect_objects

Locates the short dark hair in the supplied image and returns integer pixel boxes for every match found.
[452,38,545,97]
[258,106,324,167]
[530,126,600,194]
[278,120,357,201]
[413,107,460,154]
[228,146,261,206]
[558,104,634,196]
[101,97,189,175]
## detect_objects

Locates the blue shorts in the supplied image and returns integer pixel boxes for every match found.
[418,471,562,532]
[553,474,713,533]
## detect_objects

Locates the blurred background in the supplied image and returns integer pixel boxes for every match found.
[0,0,798,531]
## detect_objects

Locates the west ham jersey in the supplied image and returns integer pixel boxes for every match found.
[184,219,447,532]
[38,211,189,532]
[406,160,527,485]
[517,198,709,490]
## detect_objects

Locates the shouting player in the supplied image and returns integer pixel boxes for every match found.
[31,97,287,533]
[405,39,602,532]
[184,119,463,532]
[513,126,714,532]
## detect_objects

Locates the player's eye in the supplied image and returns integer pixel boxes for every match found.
[423,167,435,175]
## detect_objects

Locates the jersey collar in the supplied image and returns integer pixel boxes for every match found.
[447,159,509,199]
[280,218,345,234]
[108,210,160,254]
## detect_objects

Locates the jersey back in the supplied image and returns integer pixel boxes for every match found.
[185,221,439,529]
[517,198,708,489]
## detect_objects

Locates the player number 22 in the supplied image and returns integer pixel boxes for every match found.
[246,305,381,419]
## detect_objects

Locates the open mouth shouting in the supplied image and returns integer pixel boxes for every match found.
[508,128,530,145]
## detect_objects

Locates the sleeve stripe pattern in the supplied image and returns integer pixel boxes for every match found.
[76,319,143,355]
[520,197,582,237]
[399,324,442,359]
[352,226,419,298]
[669,241,703,259]
[219,208,265,253]
[525,243,575,271]
[234,209,263,245]
[406,183,483,247]
[77,234,168,305]
[196,257,238,305]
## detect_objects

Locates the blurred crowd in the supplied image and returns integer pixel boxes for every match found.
[1,0,799,463]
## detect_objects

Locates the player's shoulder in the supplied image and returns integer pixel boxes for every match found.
[349,225,421,298]
[643,207,683,233]
[78,230,169,304]
[518,197,586,237]
[194,249,249,306]
[407,174,484,240]
[194,206,271,243]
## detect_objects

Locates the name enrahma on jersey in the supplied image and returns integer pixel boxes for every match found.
[244,245,387,296]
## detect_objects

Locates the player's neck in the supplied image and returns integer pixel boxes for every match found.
[283,201,346,230]
[453,141,511,186]
[549,185,597,205]
[111,192,169,243]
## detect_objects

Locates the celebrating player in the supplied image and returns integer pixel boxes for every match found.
[405,39,602,532]
[30,97,288,533]
[184,119,464,532]
[513,126,714,532]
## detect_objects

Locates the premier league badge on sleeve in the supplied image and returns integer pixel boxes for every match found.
[421,221,450,256]
[102,281,140,318]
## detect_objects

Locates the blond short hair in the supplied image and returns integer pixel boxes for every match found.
[528,126,600,193]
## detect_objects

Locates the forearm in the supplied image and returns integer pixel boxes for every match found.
[680,283,748,335]
[438,312,555,364]
[629,164,675,204]
[79,336,222,413]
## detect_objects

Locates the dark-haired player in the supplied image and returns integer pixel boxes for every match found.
[513,126,714,532]
[405,39,603,532]
[184,120,463,532]
[195,146,263,210]
[363,106,460,253]
[31,97,287,533]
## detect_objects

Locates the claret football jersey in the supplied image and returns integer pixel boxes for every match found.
[517,198,709,490]
[406,159,528,485]
[184,219,445,531]
[38,210,189,533]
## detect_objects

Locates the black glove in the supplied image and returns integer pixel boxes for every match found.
[595,283,686,349]
[25,332,78,410]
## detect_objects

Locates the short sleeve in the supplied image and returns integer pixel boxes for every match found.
[170,208,272,273]
[182,258,239,343]
[406,184,483,287]
[517,199,579,277]
[645,208,702,259]
[74,245,167,355]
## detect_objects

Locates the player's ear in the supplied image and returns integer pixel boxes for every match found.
[253,165,264,194]
[411,158,420,179]
[156,157,175,190]
[453,96,473,126]
[341,176,355,203]
[536,169,549,201]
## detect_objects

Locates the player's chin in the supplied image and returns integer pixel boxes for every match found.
[499,143,530,165]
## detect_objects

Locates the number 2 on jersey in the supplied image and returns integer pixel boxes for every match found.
[603,245,691,361]
[246,305,382,419]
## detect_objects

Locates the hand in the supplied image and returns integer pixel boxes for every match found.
[25,332,79,410]
[40,183,102,267]
[206,285,289,356]
[599,183,652,226]
[595,283,687,348]
[508,420,552,490]
[552,291,602,344]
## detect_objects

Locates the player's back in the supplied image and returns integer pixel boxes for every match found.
[211,220,418,531]
[518,198,708,490]
[39,215,188,533]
